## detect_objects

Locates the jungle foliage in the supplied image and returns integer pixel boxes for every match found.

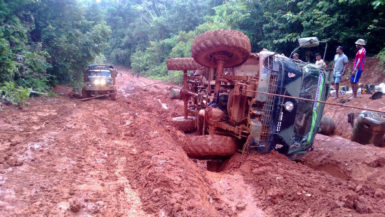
[0,0,110,91]
[104,0,385,79]
[0,0,385,88]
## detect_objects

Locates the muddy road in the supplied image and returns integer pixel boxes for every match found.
[1,69,385,216]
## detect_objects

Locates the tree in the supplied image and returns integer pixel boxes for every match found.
[32,0,111,87]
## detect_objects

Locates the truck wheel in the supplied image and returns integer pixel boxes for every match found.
[171,116,196,132]
[192,30,251,68]
[318,116,335,135]
[82,89,89,98]
[166,58,204,71]
[110,91,117,100]
[182,135,238,158]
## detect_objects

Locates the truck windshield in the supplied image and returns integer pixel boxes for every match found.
[293,66,324,143]
[88,70,111,77]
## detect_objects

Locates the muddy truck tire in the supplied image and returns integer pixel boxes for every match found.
[166,58,203,71]
[171,116,196,132]
[318,116,335,136]
[192,30,251,68]
[81,89,89,98]
[183,135,238,158]
[110,91,117,100]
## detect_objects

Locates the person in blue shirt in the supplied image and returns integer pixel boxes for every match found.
[333,46,348,98]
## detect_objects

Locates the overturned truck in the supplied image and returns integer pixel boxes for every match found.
[167,30,330,160]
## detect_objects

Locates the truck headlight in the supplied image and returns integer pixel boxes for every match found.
[100,79,106,85]
[284,101,294,112]
[93,79,106,86]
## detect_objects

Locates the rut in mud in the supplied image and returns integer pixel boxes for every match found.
[1,68,385,216]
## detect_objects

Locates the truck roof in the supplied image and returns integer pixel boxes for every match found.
[87,64,114,69]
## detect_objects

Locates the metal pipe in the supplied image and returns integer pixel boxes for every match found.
[290,46,300,58]
[214,60,225,102]
[208,67,214,96]
[183,70,188,119]
[323,42,328,61]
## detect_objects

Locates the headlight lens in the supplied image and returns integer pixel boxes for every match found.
[100,79,106,85]
[93,78,106,86]
[284,101,294,112]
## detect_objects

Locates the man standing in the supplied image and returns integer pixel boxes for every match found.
[351,39,366,98]
[333,46,348,98]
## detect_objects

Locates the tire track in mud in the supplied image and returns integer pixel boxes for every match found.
[118,85,236,216]
[117,72,267,216]
[0,89,164,216]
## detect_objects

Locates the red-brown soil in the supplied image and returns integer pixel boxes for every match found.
[1,67,385,216]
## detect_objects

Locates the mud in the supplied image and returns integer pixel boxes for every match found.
[0,66,385,216]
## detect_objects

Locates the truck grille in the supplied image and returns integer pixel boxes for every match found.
[260,73,279,141]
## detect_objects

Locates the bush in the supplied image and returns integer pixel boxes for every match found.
[167,71,184,85]
[130,50,150,73]
[0,81,31,106]
[378,47,385,65]
[377,47,385,73]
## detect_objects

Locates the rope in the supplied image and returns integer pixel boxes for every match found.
[127,71,384,113]
[246,90,385,113]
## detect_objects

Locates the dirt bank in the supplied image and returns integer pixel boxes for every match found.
[340,57,385,86]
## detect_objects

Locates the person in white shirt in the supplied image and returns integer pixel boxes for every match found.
[333,46,348,98]
[315,53,326,69]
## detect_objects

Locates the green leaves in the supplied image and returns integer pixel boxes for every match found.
[0,38,18,81]
[372,0,385,9]
[0,81,31,106]
[130,19,230,81]
[0,0,111,94]
[33,0,111,87]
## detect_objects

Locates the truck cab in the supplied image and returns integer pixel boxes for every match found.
[248,51,329,159]
[82,64,117,100]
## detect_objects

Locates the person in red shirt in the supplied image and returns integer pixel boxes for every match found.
[351,39,366,98]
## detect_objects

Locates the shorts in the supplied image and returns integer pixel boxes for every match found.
[350,69,363,83]
[333,75,341,84]
[333,72,342,84]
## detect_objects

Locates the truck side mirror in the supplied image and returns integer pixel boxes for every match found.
[298,37,320,48]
